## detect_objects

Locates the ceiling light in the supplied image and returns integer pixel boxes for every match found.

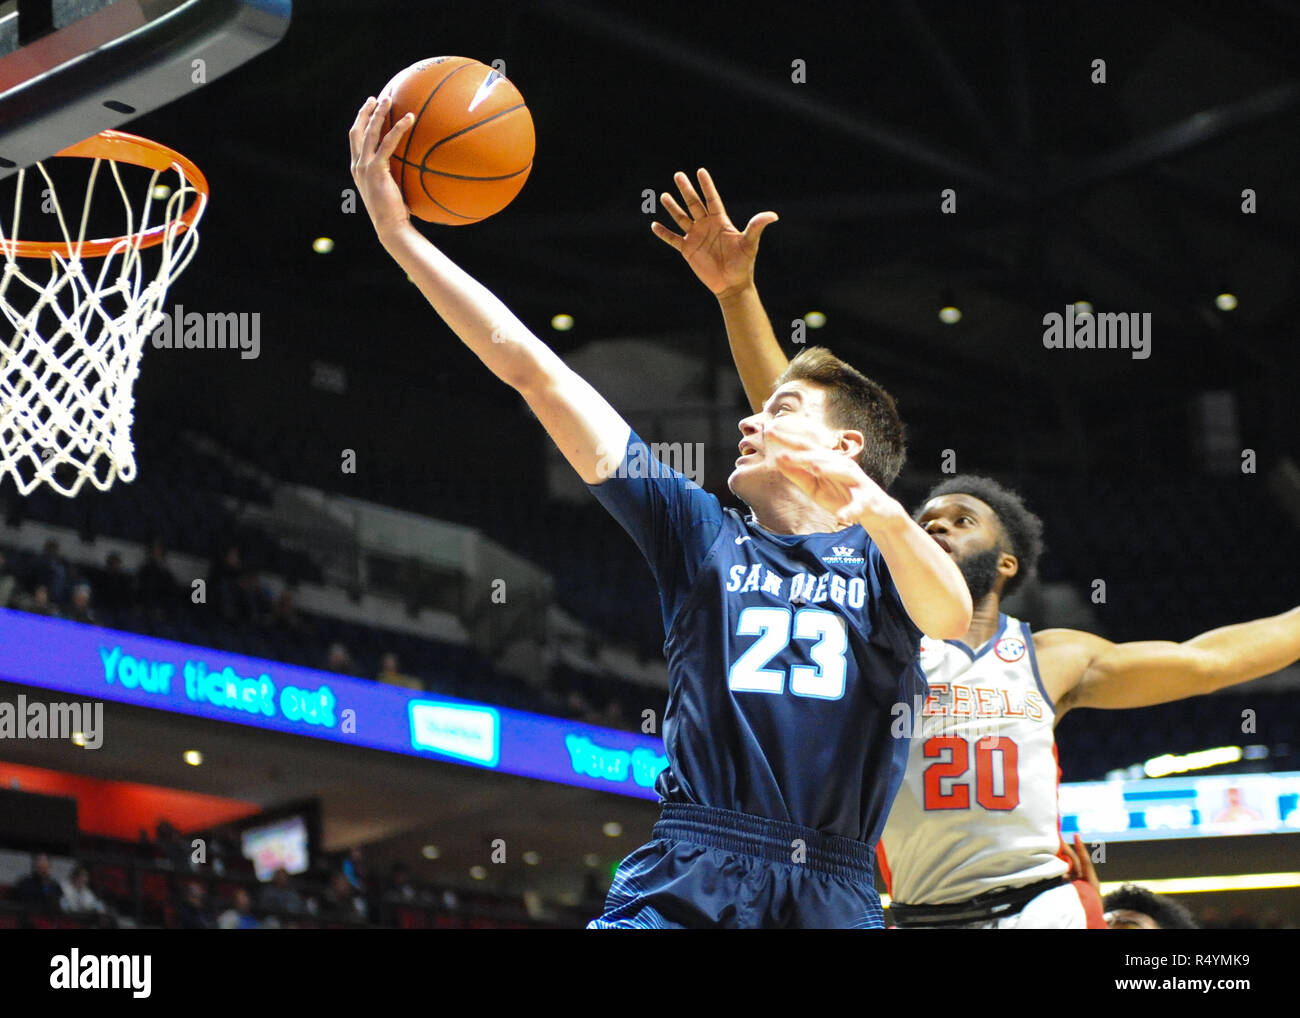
[1143,746,1242,778]
[1099,873,1300,895]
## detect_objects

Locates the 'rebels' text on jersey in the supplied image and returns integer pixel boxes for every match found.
[878,614,1070,904]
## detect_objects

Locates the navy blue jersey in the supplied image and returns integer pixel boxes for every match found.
[588,430,926,845]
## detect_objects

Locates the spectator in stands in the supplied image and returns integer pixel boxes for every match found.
[66,582,96,625]
[60,865,108,916]
[376,652,422,690]
[33,539,69,604]
[0,550,16,608]
[218,887,260,929]
[98,551,135,620]
[384,862,418,904]
[137,537,179,615]
[13,853,64,910]
[565,690,595,724]
[154,819,191,870]
[15,583,59,617]
[257,868,305,916]
[324,642,355,674]
[205,826,243,877]
[322,871,366,922]
[209,541,257,623]
[175,882,216,929]
[266,585,312,636]
[341,846,367,893]
[598,699,627,730]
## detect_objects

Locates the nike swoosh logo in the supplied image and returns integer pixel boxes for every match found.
[735,535,751,544]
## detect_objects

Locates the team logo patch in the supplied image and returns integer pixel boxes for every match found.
[994,636,1026,663]
[821,545,865,565]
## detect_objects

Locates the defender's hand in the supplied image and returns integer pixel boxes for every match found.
[651,168,778,300]
[349,95,415,240]
[1062,833,1102,898]
[764,418,893,529]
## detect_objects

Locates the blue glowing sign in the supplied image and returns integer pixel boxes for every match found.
[409,700,500,767]
[0,610,665,799]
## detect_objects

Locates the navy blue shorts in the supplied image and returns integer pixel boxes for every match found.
[588,802,882,929]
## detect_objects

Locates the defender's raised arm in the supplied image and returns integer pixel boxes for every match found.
[653,169,788,413]
[1042,604,1300,717]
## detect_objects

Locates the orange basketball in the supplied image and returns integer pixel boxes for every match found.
[379,56,534,226]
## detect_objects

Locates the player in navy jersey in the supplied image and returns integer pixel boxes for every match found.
[659,168,1300,927]
[351,102,972,929]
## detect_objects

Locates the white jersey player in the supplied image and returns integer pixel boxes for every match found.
[880,613,1087,927]
[877,476,1300,928]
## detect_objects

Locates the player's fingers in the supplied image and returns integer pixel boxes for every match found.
[762,424,816,450]
[696,168,728,218]
[660,192,693,232]
[650,221,685,251]
[675,170,708,218]
[348,97,378,162]
[776,449,826,479]
[743,211,779,245]
[362,95,393,157]
[349,97,377,142]
[1073,834,1092,873]
[377,112,415,161]
[840,479,874,517]
[771,452,816,492]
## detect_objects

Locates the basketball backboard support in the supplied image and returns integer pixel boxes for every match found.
[0,0,291,178]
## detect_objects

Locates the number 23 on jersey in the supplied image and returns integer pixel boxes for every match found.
[727,606,848,700]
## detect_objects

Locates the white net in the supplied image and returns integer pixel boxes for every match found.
[0,145,205,497]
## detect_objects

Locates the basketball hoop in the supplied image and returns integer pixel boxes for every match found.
[0,130,208,497]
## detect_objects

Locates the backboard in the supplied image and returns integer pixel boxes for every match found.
[0,0,291,177]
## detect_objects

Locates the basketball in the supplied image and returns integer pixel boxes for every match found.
[379,56,534,225]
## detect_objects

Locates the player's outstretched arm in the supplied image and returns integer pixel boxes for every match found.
[652,169,788,414]
[349,97,629,485]
[1042,605,1300,716]
[765,419,972,639]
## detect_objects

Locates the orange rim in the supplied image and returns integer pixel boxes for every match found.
[1,130,209,259]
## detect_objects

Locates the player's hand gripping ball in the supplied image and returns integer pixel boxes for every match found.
[379,56,535,225]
